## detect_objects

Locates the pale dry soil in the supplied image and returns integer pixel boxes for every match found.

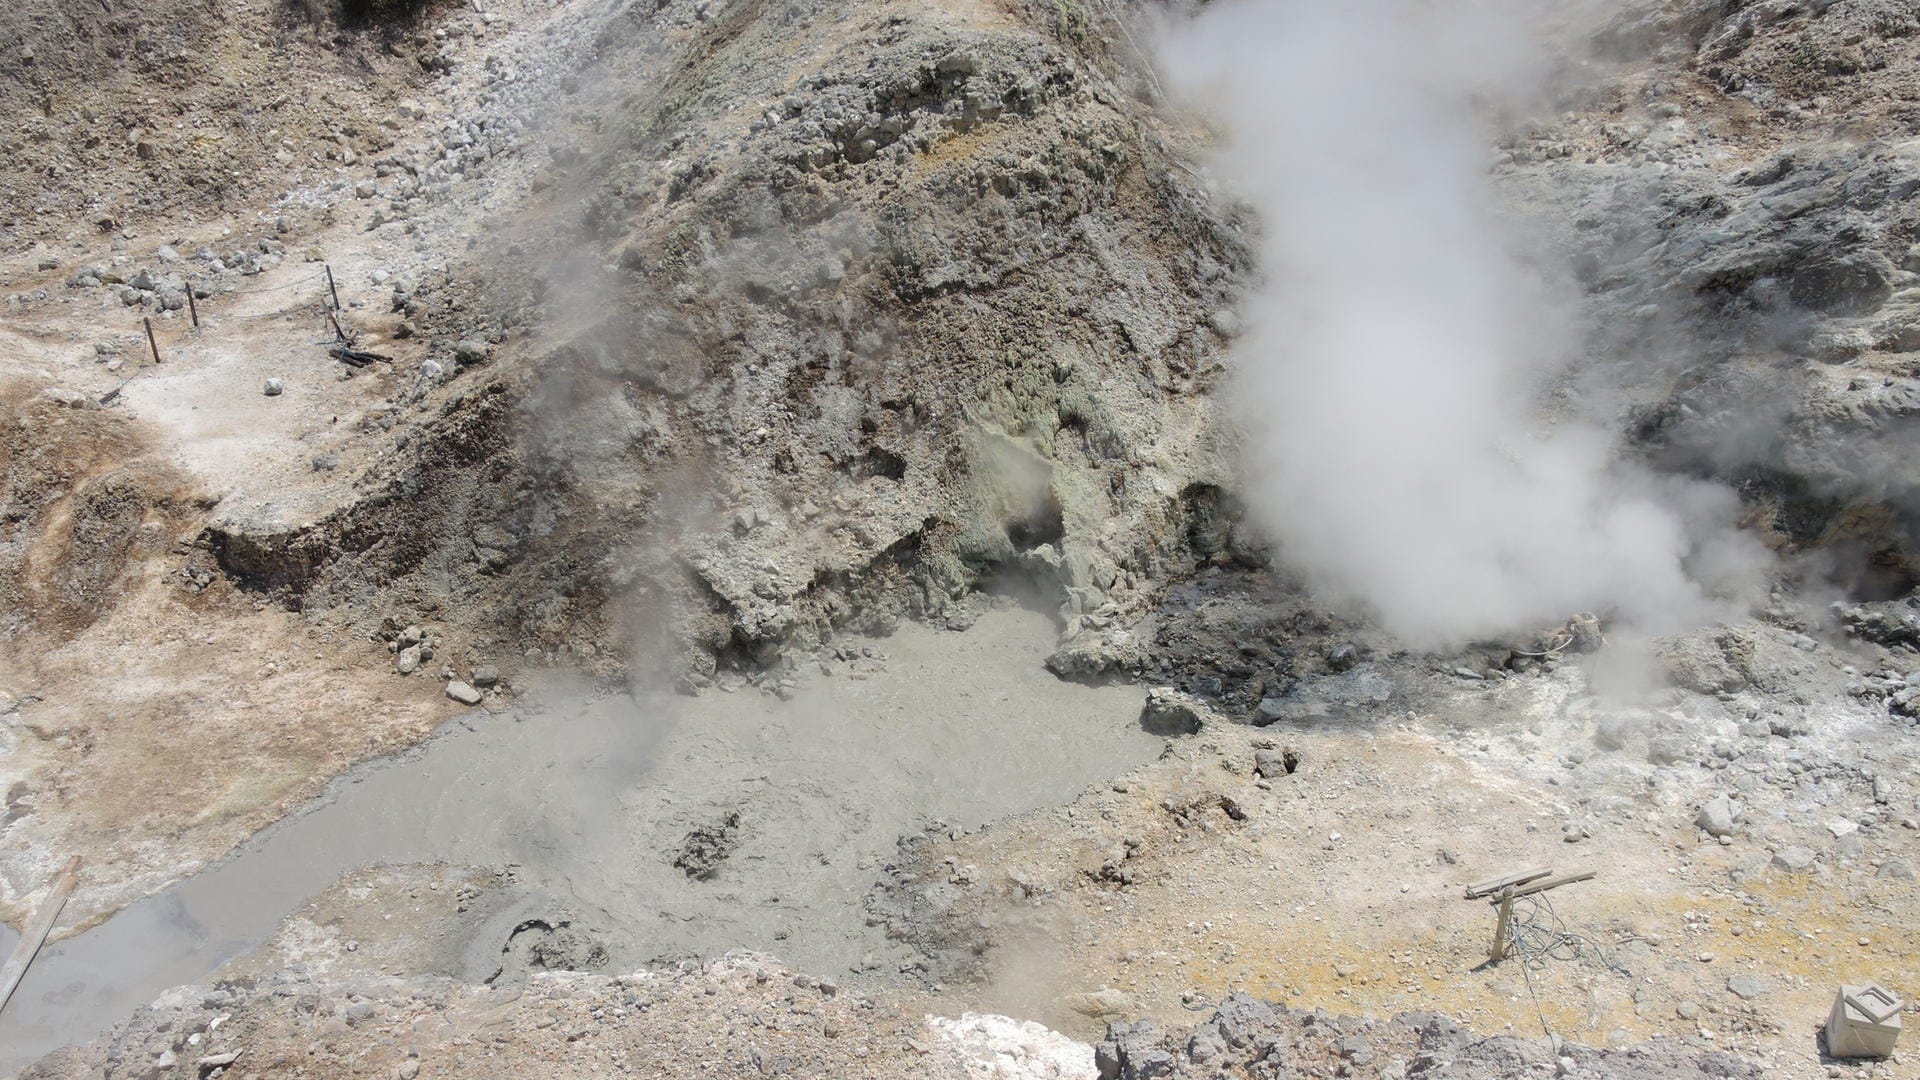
[924,713,1918,1080]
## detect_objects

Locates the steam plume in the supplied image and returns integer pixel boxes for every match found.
[1160,0,1768,648]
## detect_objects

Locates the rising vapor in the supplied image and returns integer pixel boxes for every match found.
[1160,0,1769,648]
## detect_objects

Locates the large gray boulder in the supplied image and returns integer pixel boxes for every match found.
[1696,794,1738,838]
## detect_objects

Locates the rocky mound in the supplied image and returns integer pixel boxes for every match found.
[158,0,1920,694]
[158,0,1253,686]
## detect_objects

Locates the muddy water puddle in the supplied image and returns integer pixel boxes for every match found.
[0,607,1156,1072]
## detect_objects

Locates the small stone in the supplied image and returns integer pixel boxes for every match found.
[1771,846,1816,873]
[1676,1001,1701,1019]
[396,646,422,675]
[1727,975,1763,1000]
[1062,988,1132,1018]
[1875,860,1915,881]
[446,680,483,705]
[263,378,284,396]
[470,665,499,688]
[396,1061,420,1080]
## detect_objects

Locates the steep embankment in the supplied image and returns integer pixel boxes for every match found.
[187,0,1255,691]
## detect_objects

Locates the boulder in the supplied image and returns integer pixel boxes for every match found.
[1139,688,1205,736]
[1094,1019,1170,1080]
[1253,748,1299,779]
[1067,989,1135,1020]
[1696,794,1737,838]
[1771,846,1816,874]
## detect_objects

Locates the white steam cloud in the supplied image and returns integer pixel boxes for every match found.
[1161,0,1768,648]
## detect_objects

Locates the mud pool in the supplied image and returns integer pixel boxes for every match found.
[0,607,1156,1071]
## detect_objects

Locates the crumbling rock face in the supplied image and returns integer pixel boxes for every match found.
[199,0,1247,679]
[184,0,1920,682]
[1503,0,1920,600]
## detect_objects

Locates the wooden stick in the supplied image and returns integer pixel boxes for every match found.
[186,283,198,328]
[1490,886,1515,962]
[1464,866,1552,899]
[327,310,348,342]
[1504,871,1597,900]
[143,316,162,365]
[0,856,82,1018]
[325,264,341,311]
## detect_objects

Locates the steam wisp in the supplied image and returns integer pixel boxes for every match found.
[1160,0,1768,648]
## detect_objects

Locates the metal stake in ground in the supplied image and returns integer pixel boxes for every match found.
[325,263,341,311]
[143,316,162,365]
[186,283,198,328]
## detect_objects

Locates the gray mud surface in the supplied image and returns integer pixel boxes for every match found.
[0,607,1155,1072]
